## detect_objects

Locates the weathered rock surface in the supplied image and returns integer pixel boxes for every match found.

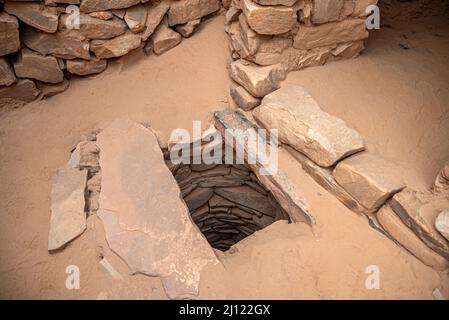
[434,161,449,194]
[0,79,40,104]
[241,0,297,35]
[91,32,142,58]
[230,84,261,111]
[37,79,70,99]
[141,0,170,41]
[151,23,182,55]
[89,11,115,20]
[312,0,344,24]
[175,19,201,38]
[377,205,448,271]
[436,209,449,242]
[333,153,406,211]
[253,85,364,167]
[4,2,59,33]
[48,166,87,251]
[22,27,90,60]
[167,0,221,26]
[13,49,64,84]
[96,119,218,299]
[0,12,20,56]
[60,13,127,39]
[0,58,16,87]
[229,60,286,98]
[294,18,368,50]
[67,58,107,76]
[254,0,297,6]
[80,0,141,13]
[391,189,449,260]
[124,4,147,33]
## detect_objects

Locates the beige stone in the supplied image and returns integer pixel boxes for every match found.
[434,161,449,194]
[229,59,286,98]
[175,19,201,38]
[37,79,70,99]
[353,0,378,17]
[13,49,64,84]
[168,0,221,26]
[312,0,344,24]
[391,189,449,260]
[253,85,364,167]
[96,119,218,299]
[0,58,16,87]
[22,27,90,60]
[254,0,297,5]
[88,11,115,20]
[436,209,449,242]
[4,2,59,33]
[124,4,147,33]
[333,153,405,210]
[59,13,127,39]
[294,18,368,50]
[0,79,40,104]
[377,205,448,271]
[80,0,141,13]
[91,32,142,59]
[141,0,170,41]
[151,23,182,55]
[67,59,107,76]
[48,165,87,251]
[230,84,261,111]
[241,0,297,35]
[0,12,20,56]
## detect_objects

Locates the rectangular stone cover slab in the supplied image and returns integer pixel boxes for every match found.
[96,119,219,299]
[253,84,364,167]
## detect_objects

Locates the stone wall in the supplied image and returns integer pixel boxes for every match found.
[0,0,223,107]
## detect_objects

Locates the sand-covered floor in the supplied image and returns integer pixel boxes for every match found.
[0,11,448,299]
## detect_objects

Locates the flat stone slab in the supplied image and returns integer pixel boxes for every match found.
[377,205,448,271]
[167,0,221,26]
[91,31,142,58]
[253,85,364,167]
[48,166,87,251]
[0,12,20,56]
[96,119,218,299]
[391,188,449,260]
[333,152,406,211]
[4,2,59,33]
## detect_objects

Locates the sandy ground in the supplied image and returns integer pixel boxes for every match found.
[0,11,448,299]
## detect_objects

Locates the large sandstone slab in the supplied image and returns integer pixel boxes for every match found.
[229,59,286,98]
[66,58,107,76]
[91,32,142,58]
[167,0,221,26]
[48,166,87,251]
[141,0,170,41]
[4,2,59,33]
[60,13,127,39]
[377,205,448,271]
[333,153,405,211]
[0,79,40,104]
[151,22,182,55]
[22,27,90,60]
[0,58,16,87]
[391,189,449,260]
[294,18,368,50]
[124,4,147,33]
[230,84,261,111]
[13,49,64,84]
[96,119,218,299]
[80,0,141,13]
[312,0,344,24]
[253,85,364,167]
[241,0,297,35]
[0,12,20,56]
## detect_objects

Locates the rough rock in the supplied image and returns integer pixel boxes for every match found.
[4,2,59,33]
[294,18,368,50]
[241,0,297,35]
[312,0,344,24]
[80,0,141,13]
[96,119,218,299]
[253,85,364,167]
[434,161,449,194]
[377,205,448,271]
[0,12,20,56]
[436,209,449,242]
[13,49,64,84]
[37,80,70,99]
[89,11,115,20]
[91,32,142,59]
[22,27,90,60]
[230,84,261,111]
[229,59,286,98]
[225,6,241,25]
[141,0,170,41]
[48,165,87,251]
[391,189,449,260]
[184,187,214,211]
[124,4,147,33]
[167,0,221,26]
[151,23,182,55]
[0,58,16,87]
[59,13,127,39]
[333,153,406,211]
[67,59,107,76]
[175,19,201,38]
[353,0,378,17]
[0,79,40,105]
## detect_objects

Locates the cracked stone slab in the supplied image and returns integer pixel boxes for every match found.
[96,119,218,299]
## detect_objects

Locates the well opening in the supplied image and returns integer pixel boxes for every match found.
[165,144,290,251]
